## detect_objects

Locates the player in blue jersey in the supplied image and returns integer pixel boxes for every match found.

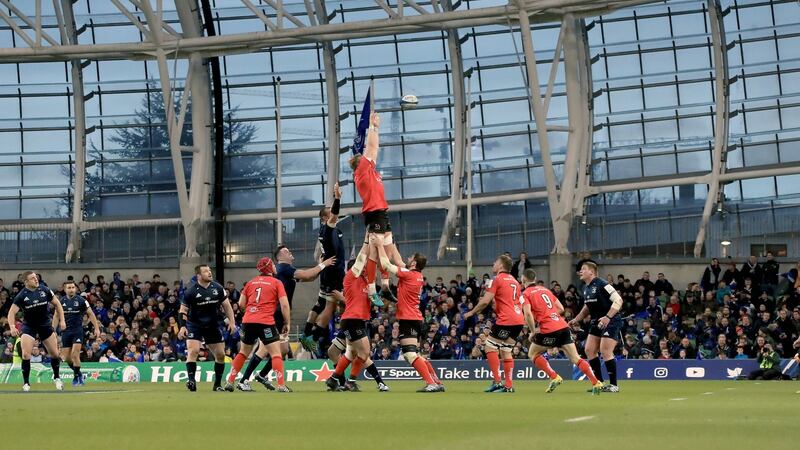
[569,261,625,392]
[299,182,348,353]
[54,280,101,387]
[179,264,237,392]
[6,271,66,391]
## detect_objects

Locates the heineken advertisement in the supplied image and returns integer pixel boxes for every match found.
[1,358,789,384]
[0,360,341,384]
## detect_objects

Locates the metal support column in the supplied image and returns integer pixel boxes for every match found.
[555,15,592,250]
[138,1,196,258]
[177,0,215,263]
[572,19,594,221]
[517,7,564,253]
[436,0,467,260]
[553,14,587,253]
[61,0,86,263]
[312,0,342,202]
[693,0,730,257]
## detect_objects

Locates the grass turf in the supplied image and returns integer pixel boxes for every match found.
[0,380,796,449]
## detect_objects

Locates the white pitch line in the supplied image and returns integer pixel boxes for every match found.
[669,397,687,401]
[564,416,595,423]
[701,392,714,395]
[725,387,736,391]
[80,389,145,395]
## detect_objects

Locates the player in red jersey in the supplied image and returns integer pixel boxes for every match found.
[326,241,374,392]
[464,254,524,393]
[349,111,404,306]
[521,268,603,395]
[375,235,443,393]
[224,257,291,393]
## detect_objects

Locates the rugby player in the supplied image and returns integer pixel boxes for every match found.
[375,234,443,392]
[179,264,237,392]
[520,269,602,395]
[325,241,374,392]
[54,280,101,387]
[300,182,346,353]
[225,257,291,393]
[6,271,66,391]
[463,255,524,393]
[240,247,335,384]
[350,111,404,306]
[569,261,625,393]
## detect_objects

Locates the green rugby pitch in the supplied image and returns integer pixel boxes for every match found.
[0,380,796,449]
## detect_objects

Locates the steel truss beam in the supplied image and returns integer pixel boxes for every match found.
[0,1,659,62]
[693,0,730,258]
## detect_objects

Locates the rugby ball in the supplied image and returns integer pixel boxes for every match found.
[121,365,141,383]
[400,94,419,108]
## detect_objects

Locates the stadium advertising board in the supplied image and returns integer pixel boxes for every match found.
[1,359,794,384]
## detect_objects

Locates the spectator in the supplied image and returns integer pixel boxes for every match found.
[740,256,763,293]
[722,260,742,289]
[510,252,532,282]
[673,336,696,359]
[701,258,722,292]
[761,252,780,294]
[634,271,655,295]
[654,273,674,297]
[646,296,664,320]
[430,337,454,360]
[622,335,641,359]
[713,334,732,359]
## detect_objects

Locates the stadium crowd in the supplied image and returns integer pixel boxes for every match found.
[1,251,799,365]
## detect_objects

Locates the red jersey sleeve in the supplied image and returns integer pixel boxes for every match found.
[276,281,287,299]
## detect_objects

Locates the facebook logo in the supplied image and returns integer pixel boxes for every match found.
[625,368,634,379]
[685,367,705,378]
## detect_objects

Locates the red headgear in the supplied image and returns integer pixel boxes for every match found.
[256,257,276,276]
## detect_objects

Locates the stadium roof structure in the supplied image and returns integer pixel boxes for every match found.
[0,0,798,280]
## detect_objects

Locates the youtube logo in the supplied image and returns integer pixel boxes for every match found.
[685,367,705,378]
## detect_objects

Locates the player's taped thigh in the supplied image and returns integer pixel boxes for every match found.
[486,338,514,352]
[311,296,327,314]
[344,344,355,360]
[383,232,393,245]
[401,344,419,364]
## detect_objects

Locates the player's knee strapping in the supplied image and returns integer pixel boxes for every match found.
[332,337,346,352]
[401,344,419,364]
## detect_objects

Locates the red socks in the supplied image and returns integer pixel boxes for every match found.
[271,356,285,386]
[577,359,599,384]
[350,357,365,379]
[412,358,435,384]
[365,259,377,284]
[487,351,501,383]
[425,359,440,384]
[227,352,247,383]
[503,358,514,388]
[334,355,352,376]
[533,355,558,380]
